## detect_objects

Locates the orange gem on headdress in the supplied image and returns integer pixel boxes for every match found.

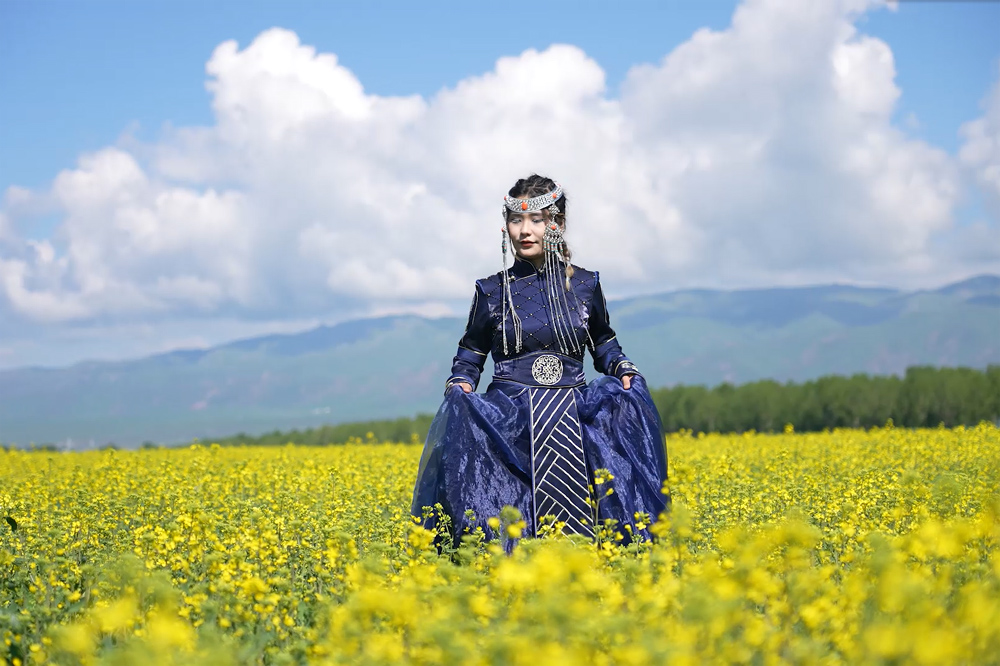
[521,201,528,210]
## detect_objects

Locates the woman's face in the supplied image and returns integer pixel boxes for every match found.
[506,207,561,263]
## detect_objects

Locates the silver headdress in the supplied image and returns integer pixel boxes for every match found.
[500,182,590,356]
[502,183,564,216]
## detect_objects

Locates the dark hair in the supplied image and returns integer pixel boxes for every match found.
[506,174,574,285]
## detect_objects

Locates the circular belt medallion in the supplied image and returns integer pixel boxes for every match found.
[531,354,563,385]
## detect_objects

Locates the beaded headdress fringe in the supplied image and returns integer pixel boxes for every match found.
[500,229,523,355]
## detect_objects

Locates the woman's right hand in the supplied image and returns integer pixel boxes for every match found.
[455,382,473,394]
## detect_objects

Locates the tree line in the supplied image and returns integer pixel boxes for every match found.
[650,365,1000,434]
[204,414,438,449]
[202,365,999,447]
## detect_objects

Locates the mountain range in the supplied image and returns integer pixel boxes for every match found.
[2,275,998,448]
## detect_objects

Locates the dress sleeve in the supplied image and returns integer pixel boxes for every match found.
[588,272,641,380]
[445,281,492,393]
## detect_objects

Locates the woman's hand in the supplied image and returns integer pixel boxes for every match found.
[455,382,473,394]
[622,374,634,390]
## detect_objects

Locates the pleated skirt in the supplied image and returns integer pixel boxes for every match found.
[410,374,670,545]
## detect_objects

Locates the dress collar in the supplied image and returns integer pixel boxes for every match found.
[511,256,543,278]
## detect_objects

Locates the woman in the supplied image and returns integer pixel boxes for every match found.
[411,174,669,546]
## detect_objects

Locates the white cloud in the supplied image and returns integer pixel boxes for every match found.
[617,0,963,284]
[3,185,36,211]
[960,61,1000,220]
[1,147,254,322]
[0,0,996,338]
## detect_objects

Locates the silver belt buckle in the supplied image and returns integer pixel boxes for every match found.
[531,354,563,385]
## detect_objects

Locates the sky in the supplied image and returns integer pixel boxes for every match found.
[1,0,999,370]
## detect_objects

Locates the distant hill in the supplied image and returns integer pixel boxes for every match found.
[2,275,998,448]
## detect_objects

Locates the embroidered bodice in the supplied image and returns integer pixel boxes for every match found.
[447,257,638,391]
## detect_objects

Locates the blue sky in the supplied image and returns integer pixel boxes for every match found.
[1,0,999,370]
[3,1,997,189]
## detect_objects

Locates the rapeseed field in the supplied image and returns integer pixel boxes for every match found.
[1,424,998,665]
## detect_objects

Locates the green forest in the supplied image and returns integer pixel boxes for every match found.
[204,365,1000,447]
[652,365,1000,433]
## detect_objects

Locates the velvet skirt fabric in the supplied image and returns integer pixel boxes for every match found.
[410,374,670,544]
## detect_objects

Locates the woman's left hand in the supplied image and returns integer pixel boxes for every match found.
[622,374,634,390]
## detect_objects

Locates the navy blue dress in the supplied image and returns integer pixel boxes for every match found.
[411,256,670,545]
